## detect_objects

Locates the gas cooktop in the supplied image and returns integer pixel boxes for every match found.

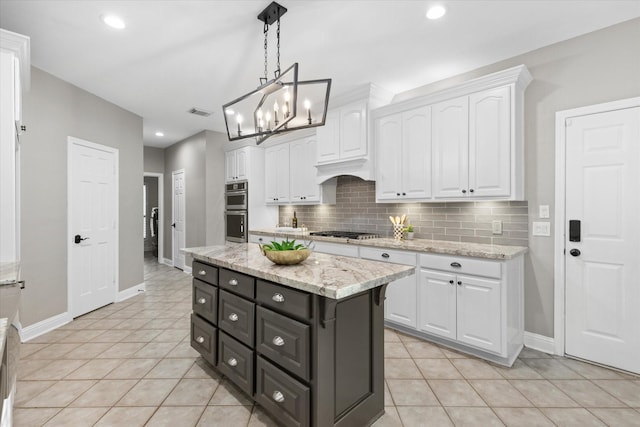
[309,231,380,240]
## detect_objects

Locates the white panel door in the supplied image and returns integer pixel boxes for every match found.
[419,269,456,339]
[385,274,417,328]
[469,86,511,197]
[290,137,319,202]
[565,106,640,374]
[432,96,469,198]
[316,110,340,163]
[456,275,501,353]
[375,113,402,200]
[236,147,248,181]
[172,169,186,270]
[402,106,432,199]
[340,101,367,159]
[0,50,17,266]
[70,139,116,317]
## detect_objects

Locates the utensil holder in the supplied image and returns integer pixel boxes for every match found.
[393,224,405,240]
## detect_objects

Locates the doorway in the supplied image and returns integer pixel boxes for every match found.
[143,172,163,264]
[68,137,118,318]
[555,97,640,374]
[172,169,186,271]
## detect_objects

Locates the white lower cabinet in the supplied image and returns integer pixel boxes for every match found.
[360,247,417,328]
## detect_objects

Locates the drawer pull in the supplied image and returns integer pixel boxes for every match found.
[381,253,390,258]
[457,281,462,286]
[272,293,285,303]
[228,278,238,286]
[228,313,239,322]
[228,357,238,367]
[272,391,285,403]
[449,280,454,285]
[196,336,205,344]
[272,336,285,346]
[197,297,206,304]
[198,270,207,276]
[450,262,462,268]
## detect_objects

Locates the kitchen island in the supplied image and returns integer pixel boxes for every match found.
[183,243,414,427]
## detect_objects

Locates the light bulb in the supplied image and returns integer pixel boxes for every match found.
[304,99,311,110]
[237,114,243,124]
[426,5,446,20]
[257,109,263,119]
[284,91,291,102]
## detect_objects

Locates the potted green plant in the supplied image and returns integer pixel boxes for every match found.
[404,224,414,240]
[259,239,312,265]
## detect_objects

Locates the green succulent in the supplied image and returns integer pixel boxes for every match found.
[261,239,307,251]
[404,224,414,232]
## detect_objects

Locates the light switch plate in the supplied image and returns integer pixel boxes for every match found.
[492,220,503,235]
[532,221,551,236]
[539,205,550,218]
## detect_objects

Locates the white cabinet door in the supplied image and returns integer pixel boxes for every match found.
[275,144,290,203]
[402,106,432,199]
[375,113,403,200]
[290,137,320,203]
[236,147,249,181]
[264,146,279,203]
[340,101,368,159]
[469,86,511,197]
[225,150,237,182]
[386,274,417,328]
[316,110,340,163]
[456,274,502,353]
[419,269,457,340]
[432,96,469,198]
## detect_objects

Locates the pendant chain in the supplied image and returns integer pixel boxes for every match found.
[263,23,269,82]
[275,17,281,77]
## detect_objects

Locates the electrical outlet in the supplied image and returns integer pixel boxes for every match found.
[492,220,503,235]
[532,221,551,236]
[539,205,550,218]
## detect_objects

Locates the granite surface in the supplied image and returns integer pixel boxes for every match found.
[0,318,6,364]
[250,229,528,260]
[182,243,415,299]
[0,261,19,284]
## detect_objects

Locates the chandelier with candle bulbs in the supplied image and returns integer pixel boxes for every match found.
[222,1,331,144]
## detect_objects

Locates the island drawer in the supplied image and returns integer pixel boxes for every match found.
[256,306,310,381]
[193,261,218,286]
[219,290,255,348]
[218,331,254,397]
[193,279,217,325]
[420,253,501,279]
[256,356,310,427]
[360,247,417,266]
[220,268,255,298]
[191,314,217,366]
[256,280,311,320]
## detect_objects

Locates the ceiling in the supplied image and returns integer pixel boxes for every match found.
[1,1,639,148]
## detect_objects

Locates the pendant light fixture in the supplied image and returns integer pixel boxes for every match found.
[222,1,332,145]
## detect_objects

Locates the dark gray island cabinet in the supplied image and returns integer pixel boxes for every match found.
[183,243,415,427]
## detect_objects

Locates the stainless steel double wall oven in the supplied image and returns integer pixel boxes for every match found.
[225,181,248,242]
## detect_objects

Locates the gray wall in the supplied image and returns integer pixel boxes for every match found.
[144,176,159,252]
[144,146,165,174]
[205,131,227,246]
[280,177,528,246]
[394,18,640,337]
[21,67,143,327]
[163,132,207,259]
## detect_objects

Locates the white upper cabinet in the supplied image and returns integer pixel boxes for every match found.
[225,147,249,183]
[316,110,340,163]
[265,143,290,204]
[375,106,431,202]
[372,65,531,202]
[317,100,368,163]
[290,137,320,203]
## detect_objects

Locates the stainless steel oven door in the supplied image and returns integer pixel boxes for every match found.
[225,210,247,242]
[225,191,247,211]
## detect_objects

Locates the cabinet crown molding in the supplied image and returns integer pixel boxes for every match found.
[372,65,532,119]
[328,83,394,110]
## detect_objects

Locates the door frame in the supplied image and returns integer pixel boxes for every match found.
[67,136,119,316]
[143,172,164,262]
[171,168,186,270]
[553,96,640,356]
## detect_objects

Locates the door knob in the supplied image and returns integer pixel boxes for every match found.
[74,234,89,244]
[569,248,581,257]
[171,223,176,228]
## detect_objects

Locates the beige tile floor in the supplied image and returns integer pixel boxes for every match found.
[13,257,640,426]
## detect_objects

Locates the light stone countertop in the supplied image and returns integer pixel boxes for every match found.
[0,318,6,363]
[250,229,528,260]
[182,243,415,299]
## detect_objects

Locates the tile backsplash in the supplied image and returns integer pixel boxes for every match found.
[279,176,528,246]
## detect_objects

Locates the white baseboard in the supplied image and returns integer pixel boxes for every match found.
[161,257,173,267]
[116,282,146,302]
[524,331,556,355]
[183,265,192,274]
[20,311,72,342]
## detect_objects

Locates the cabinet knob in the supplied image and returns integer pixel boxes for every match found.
[272,293,285,303]
[198,270,206,276]
[396,193,400,196]
[272,391,285,403]
[197,297,206,304]
[450,262,462,268]
[272,336,285,346]
[196,336,205,344]
[457,281,462,286]
[402,192,406,196]
[227,357,238,367]
[462,189,467,194]
[228,313,239,322]
[228,279,238,286]
[449,280,454,285]
[469,189,474,193]
[381,253,390,258]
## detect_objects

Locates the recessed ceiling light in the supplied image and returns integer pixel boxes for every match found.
[426,5,446,20]
[101,14,126,30]
[155,131,164,137]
